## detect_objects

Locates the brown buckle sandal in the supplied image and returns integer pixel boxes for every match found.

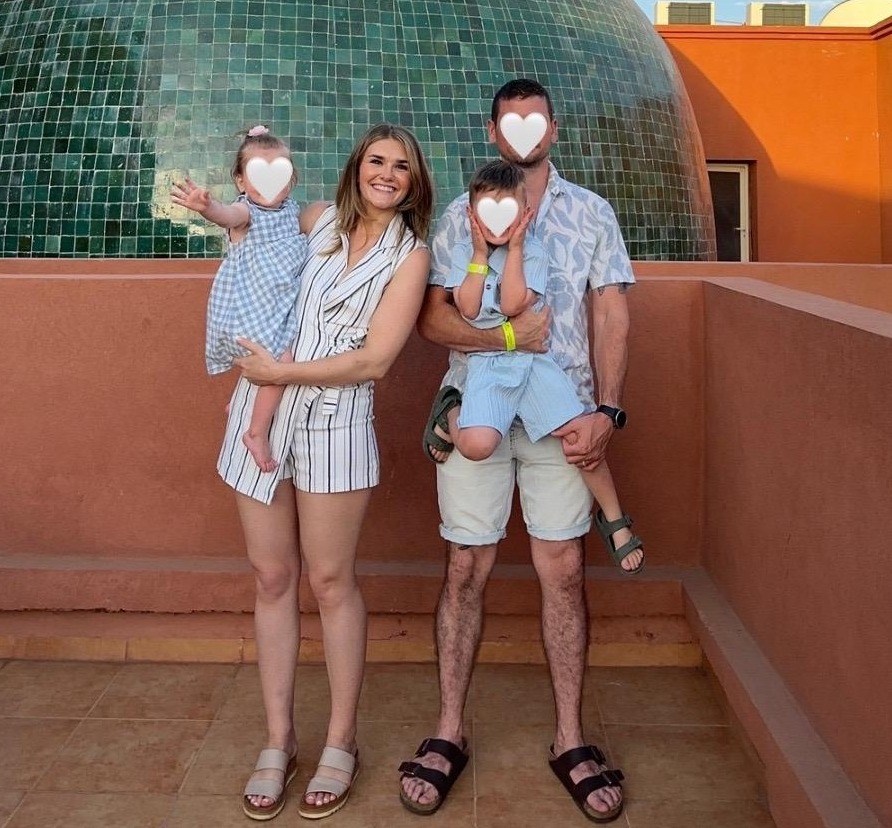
[548,743,625,823]
[398,737,469,815]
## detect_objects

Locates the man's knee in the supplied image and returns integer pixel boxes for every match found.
[531,537,585,584]
[444,542,496,593]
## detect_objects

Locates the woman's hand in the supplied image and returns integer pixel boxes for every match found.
[234,338,283,386]
[171,177,211,214]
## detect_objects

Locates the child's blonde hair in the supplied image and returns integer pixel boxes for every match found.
[231,125,293,188]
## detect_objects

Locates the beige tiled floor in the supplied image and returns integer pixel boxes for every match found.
[0,660,776,828]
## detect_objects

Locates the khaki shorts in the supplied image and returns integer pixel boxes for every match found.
[436,422,593,546]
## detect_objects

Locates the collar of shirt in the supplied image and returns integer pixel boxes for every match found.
[530,162,566,235]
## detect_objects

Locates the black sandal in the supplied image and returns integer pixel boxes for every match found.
[398,737,469,815]
[549,744,625,823]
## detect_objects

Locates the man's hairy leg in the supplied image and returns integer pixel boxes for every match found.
[400,542,497,806]
[531,536,622,816]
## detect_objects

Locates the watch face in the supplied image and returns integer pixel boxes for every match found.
[614,409,628,429]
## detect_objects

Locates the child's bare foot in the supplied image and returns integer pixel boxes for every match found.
[611,526,645,573]
[242,430,278,473]
[594,510,645,574]
[428,420,453,463]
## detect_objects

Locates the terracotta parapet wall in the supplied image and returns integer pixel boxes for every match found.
[635,260,892,313]
[701,277,892,825]
[0,262,703,572]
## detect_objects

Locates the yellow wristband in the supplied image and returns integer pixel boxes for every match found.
[467,262,489,275]
[502,321,516,352]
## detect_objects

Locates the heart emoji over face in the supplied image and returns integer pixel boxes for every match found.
[499,112,548,160]
[476,196,519,237]
[245,157,293,202]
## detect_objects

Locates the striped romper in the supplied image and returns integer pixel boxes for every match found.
[217,205,424,502]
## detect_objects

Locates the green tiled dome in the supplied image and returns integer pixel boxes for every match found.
[0,0,715,259]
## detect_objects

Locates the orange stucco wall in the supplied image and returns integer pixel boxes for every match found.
[660,25,885,263]
[701,279,892,825]
[878,21,892,261]
[0,261,703,572]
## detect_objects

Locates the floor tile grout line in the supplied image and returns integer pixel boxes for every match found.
[6,660,121,795]
[0,792,25,828]
[211,661,249,723]
[176,719,217,796]
[80,661,125,720]
[177,663,242,796]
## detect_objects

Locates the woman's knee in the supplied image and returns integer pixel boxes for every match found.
[252,560,299,601]
[307,566,359,609]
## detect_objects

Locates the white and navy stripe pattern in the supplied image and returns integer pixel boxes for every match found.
[217,205,423,503]
[205,196,308,375]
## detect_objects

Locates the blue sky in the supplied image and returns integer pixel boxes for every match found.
[631,0,841,25]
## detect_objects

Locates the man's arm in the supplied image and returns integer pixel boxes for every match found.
[590,283,630,409]
[554,285,630,469]
[417,285,550,353]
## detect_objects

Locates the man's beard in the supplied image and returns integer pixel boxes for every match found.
[514,148,548,168]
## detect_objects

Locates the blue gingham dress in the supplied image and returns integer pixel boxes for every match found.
[205,195,308,375]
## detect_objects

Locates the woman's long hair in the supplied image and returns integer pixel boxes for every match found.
[328,123,434,252]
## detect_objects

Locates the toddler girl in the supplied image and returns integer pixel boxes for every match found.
[172,126,308,472]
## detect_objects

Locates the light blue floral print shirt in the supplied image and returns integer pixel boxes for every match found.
[430,163,635,410]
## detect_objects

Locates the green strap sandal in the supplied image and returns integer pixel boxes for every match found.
[594,510,645,575]
[422,385,462,463]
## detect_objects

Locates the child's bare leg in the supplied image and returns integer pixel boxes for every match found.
[429,406,501,462]
[242,351,291,473]
[580,461,645,572]
[444,407,499,461]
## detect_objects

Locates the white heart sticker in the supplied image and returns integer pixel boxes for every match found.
[476,196,519,237]
[499,112,548,160]
[245,157,293,202]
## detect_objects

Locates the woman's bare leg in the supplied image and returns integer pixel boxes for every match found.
[237,483,301,808]
[296,487,372,807]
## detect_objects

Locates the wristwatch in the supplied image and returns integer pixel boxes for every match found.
[595,404,627,430]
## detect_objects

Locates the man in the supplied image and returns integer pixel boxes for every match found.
[399,78,633,823]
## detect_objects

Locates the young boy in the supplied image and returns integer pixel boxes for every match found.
[423,159,644,574]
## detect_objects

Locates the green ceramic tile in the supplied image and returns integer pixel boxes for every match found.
[0,0,713,258]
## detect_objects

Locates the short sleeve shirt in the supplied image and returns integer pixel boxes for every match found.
[431,163,635,409]
[444,236,549,330]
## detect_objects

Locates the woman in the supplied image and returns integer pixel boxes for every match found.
[221,123,433,821]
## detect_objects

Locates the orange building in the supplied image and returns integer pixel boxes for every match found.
[656,13,892,263]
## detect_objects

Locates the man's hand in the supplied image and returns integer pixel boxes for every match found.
[552,412,614,471]
[511,305,551,353]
